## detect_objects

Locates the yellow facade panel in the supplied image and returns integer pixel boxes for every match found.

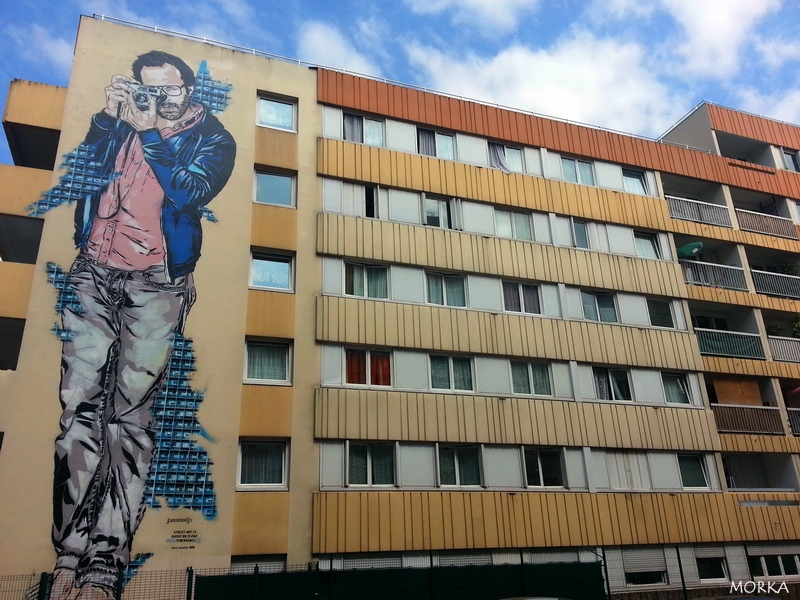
[232,492,290,555]
[0,165,52,216]
[251,203,297,251]
[703,355,800,379]
[719,434,800,453]
[254,127,298,171]
[239,385,293,437]
[246,289,296,339]
[3,80,66,130]
[0,261,34,319]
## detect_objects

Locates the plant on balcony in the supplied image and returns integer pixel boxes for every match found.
[766,321,787,336]
[793,316,800,338]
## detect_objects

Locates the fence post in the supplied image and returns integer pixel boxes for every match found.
[36,572,51,600]
[519,548,526,596]
[253,565,259,600]
[114,569,124,600]
[675,546,689,600]
[601,548,611,600]
[185,567,194,600]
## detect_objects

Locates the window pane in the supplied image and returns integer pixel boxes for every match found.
[531,363,552,395]
[524,448,542,486]
[635,233,660,259]
[506,148,524,172]
[511,362,531,394]
[663,374,690,404]
[430,356,451,389]
[349,444,368,484]
[241,443,284,484]
[578,161,595,185]
[247,344,287,380]
[623,170,647,194]
[782,555,799,575]
[647,299,674,327]
[573,221,589,248]
[594,368,611,400]
[596,294,617,322]
[252,256,291,289]
[259,98,294,130]
[425,198,442,227]
[418,129,436,156]
[452,357,473,390]
[256,172,293,206]
[764,555,781,576]
[495,211,513,238]
[610,370,632,400]
[582,292,599,321]
[539,450,563,486]
[371,445,395,484]
[345,264,365,296]
[366,267,388,299]
[561,158,578,183]
[522,284,540,314]
[436,133,455,160]
[457,446,481,485]
[427,273,444,305]
[678,455,708,487]
[365,186,377,218]
[696,557,726,580]
[343,113,363,143]
[370,351,391,386]
[503,282,522,312]
[444,277,466,307]
[438,446,457,484]
[345,350,367,384]
[748,556,764,577]
[513,213,533,240]
[625,572,665,585]
[364,119,384,147]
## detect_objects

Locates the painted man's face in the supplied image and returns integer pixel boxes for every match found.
[139,64,192,120]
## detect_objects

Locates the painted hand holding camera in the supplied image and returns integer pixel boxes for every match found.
[103,67,193,130]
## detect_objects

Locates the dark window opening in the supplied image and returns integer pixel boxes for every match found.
[365,186,377,218]
[0,214,44,264]
[0,317,25,370]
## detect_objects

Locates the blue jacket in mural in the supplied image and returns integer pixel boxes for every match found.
[74,109,236,279]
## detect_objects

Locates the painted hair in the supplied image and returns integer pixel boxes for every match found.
[131,51,195,87]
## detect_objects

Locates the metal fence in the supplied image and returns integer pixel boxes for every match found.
[680,260,747,291]
[752,269,800,300]
[769,335,800,363]
[666,196,732,227]
[735,208,799,239]
[695,328,765,359]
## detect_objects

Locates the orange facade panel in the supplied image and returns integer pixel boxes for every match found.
[707,104,800,151]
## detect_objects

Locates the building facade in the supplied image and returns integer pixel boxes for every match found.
[2,14,800,597]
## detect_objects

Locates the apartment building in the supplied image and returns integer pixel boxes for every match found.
[2,14,800,598]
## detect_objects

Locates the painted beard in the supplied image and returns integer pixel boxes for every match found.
[156,94,191,120]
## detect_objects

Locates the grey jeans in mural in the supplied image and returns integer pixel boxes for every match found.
[53,256,195,587]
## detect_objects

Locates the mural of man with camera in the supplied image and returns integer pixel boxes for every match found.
[49,50,235,600]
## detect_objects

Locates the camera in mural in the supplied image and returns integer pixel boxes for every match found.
[126,81,186,111]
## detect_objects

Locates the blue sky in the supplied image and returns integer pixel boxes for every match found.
[2,0,800,165]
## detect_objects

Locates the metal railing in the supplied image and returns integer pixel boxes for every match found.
[735,208,799,239]
[768,336,800,363]
[788,408,800,436]
[681,260,747,291]
[752,269,800,299]
[710,404,785,434]
[665,195,732,227]
[695,328,765,359]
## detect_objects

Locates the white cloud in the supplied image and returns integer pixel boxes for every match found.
[5,24,74,76]
[297,22,381,77]
[406,31,688,138]
[588,0,658,20]
[754,37,800,70]
[737,87,800,127]
[404,0,540,33]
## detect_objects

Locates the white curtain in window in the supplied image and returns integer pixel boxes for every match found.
[663,374,690,404]
[436,133,455,160]
[506,148,524,173]
[445,277,466,306]
[531,363,551,395]
[452,357,473,390]
[578,161,595,185]
[247,344,286,380]
[345,264,365,296]
[363,119,384,146]
[418,129,436,156]
[488,143,511,173]
[366,267,388,299]
[427,274,444,304]
[430,356,451,388]
[610,370,631,400]
[513,213,533,240]
[511,362,531,393]
[495,211,513,238]
[561,158,578,183]
[241,443,283,484]
[594,367,610,399]
[343,114,364,143]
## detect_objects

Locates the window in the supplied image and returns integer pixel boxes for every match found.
[561,157,595,185]
[424,196,454,229]
[430,355,473,391]
[634,232,660,259]
[511,362,552,395]
[696,557,728,580]
[251,253,293,291]
[345,264,388,299]
[572,219,590,249]
[524,447,563,486]
[581,291,617,322]
[426,273,467,307]
[662,373,691,404]
[503,282,541,314]
[239,442,286,488]
[495,210,533,241]
[625,571,667,586]
[418,128,455,160]
[623,169,648,194]
[345,349,391,386]
[678,454,709,488]
[691,315,728,330]
[593,367,632,401]
[749,554,800,577]
[258,97,296,131]
[438,445,481,485]
[647,299,674,328]
[343,113,384,147]
[246,342,290,383]
[606,451,651,490]
[622,548,667,586]
[784,149,800,172]
[348,442,395,485]
[255,171,294,207]
[488,143,524,173]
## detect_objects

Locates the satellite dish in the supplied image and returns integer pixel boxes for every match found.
[676,241,703,259]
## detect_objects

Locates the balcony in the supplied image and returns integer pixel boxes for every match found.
[788,408,800,436]
[666,195,732,227]
[752,270,800,299]
[710,404,784,435]
[723,453,799,491]
[695,329,765,359]
[735,209,798,239]
[769,336,800,363]
[681,260,747,291]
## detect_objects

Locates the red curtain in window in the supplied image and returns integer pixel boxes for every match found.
[345,350,367,384]
[370,352,391,386]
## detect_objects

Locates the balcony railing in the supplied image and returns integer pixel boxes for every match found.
[681,260,748,291]
[752,269,800,300]
[666,195,732,227]
[711,404,785,435]
[768,336,800,363]
[695,328,765,359]
[735,208,799,239]
[788,408,800,436]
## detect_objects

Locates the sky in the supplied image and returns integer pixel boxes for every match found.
[2,0,800,165]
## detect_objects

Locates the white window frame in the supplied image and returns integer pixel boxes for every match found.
[661,372,692,404]
[345,440,398,487]
[622,169,648,194]
[435,443,484,487]
[343,348,393,388]
[646,298,675,328]
[502,281,542,315]
[695,556,729,582]
[581,290,618,323]
[571,218,590,249]
[750,554,800,578]
[634,231,661,259]
[429,355,474,392]
[593,367,633,401]
[784,149,800,172]
[426,272,468,307]
[244,341,292,385]
[343,262,390,299]
[237,440,288,490]
[343,113,385,147]
[494,209,534,241]
[510,361,553,396]
[561,156,595,185]
[522,446,565,488]
[254,170,296,208]
[250,252,294,292]
[422,195,455,229]
[418,127,456,160]
[677,454,710,489]
[257,96,297,132]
